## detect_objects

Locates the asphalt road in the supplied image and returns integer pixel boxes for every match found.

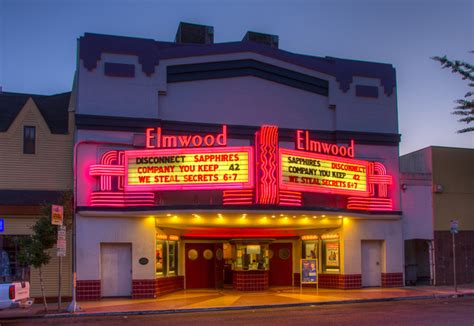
[2,297,474,326]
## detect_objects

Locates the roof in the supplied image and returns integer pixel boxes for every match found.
[0,91,71,134]
[78,33,397,96]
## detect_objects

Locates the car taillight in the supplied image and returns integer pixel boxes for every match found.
[9,285,15,300]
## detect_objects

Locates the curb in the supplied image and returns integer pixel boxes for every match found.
[1,292,473,321]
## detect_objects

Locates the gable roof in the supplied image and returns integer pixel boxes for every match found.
[0,91,71,134]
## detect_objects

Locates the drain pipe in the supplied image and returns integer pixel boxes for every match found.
[428,240,436,285]
[67,139,135,313]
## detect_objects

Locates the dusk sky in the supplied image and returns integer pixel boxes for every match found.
[1,0,472,154]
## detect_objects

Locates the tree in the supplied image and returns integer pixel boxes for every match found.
[17,215,56,312]
[16,191,73,312]
[432,52,474,133]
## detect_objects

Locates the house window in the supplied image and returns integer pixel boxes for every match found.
[0,235,30,282]
[23,126,36,154]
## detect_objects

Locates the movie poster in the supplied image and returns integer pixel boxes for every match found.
[301,259,317,283]
[325,241,340,267]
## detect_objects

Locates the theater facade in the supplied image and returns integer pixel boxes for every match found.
[73,23,404,300]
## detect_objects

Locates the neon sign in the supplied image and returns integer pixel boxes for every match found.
[88,125,393,211]
[296,130,354,158]
[146,125,227,149]
[279,149,369,196]
[124,146,254,191]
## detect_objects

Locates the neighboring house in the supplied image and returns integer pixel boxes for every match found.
[0,90,73,299]
[72,22,403,301]
[401,146,474,285]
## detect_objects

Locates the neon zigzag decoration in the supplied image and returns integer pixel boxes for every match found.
[347,161,393,211]
[89,150,154,207]
[255,125,280,205]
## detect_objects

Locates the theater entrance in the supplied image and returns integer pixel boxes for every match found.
[269,242,293,286]
[185,243,223,289]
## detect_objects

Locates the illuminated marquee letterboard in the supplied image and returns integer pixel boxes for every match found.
[124,147,254,191]
[279,149,369,196]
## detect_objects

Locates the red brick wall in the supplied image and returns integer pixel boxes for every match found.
[233,271,269,291]
[381,273,403,287]
[78,277,185,301]
[132,279,156,299]
[434,231,474,285]
[156,276,184,296]
[294,273,362,289]
[77,280,101,301]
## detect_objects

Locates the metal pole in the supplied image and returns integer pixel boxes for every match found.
[58,256,62,311]
[66,207,78,312]
[452,232,457,293]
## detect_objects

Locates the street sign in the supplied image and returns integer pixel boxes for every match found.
[57,225,66,257]
[450,219,459,234]
[51,205,64,226]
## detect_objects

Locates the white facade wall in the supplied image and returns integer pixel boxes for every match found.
[76,52,398,135]
[342,218,404,275]
[401,175,434,240]
[76,215,156,280]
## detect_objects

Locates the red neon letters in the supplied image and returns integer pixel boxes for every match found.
[296,130,355,158]
[146,125,227,149]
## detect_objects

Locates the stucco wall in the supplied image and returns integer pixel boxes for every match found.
[76,51,398,135]
[400,173,434,240]
[76,215,156,280]
[432,147,474,231]
[342,218,404,275]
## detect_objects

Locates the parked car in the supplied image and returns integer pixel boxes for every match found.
[0,281,34,310]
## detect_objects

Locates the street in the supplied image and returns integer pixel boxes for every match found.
[2,297,473,326]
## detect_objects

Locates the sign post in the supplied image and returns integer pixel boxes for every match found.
[300,259,318,294]
[52,205,65,311]
[450,219,458,293]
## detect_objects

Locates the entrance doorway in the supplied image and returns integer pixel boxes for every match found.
[269,243,293,286]
[361,240,382,287]
[100,243,132,297]
[185,243,223,289]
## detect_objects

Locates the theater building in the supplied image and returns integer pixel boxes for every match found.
[73,22,404,300]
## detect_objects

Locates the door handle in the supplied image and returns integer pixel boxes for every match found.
[376,262,380,266]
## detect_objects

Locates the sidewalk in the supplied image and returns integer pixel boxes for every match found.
[1,284,473,320]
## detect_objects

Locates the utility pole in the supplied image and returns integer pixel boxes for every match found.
[450,219,459,293]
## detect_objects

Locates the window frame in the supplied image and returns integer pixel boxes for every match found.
[156,239,179,277]
[23,126,36,154]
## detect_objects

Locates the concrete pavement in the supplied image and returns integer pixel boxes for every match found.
[1,284,473,320]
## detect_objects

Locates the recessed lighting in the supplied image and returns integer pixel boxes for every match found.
[166,214,171,217]
[312,216,317,219]
[338,216,342,219]
[322,215,326,217]
[272,215,275,218]
[292,215,296,219]
[280,214,284,216]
